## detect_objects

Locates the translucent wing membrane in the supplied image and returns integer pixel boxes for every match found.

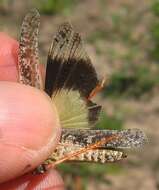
[53,89,102,127]
[61,128,147,149]
[18,9,43,89]
[45,22,99,98]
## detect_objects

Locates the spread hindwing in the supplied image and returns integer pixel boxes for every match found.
[45,22,99,98]
[45,22,101,125]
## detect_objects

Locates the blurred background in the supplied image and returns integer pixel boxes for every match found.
[0,0,159,189]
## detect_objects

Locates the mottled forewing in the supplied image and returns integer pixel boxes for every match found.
[61,128,147,149]
[45,22,99,98]
[18,9,43,89]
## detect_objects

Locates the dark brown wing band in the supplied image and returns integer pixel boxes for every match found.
[45,22,99,98]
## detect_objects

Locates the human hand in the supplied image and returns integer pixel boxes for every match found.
[0,33,64,190]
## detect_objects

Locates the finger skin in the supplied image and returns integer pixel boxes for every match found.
[0,82,61,183]
[0,170,64,190]
[0,32,19,81]
[0,33,64,189]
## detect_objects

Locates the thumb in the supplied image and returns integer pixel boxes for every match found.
[0,82,61,183]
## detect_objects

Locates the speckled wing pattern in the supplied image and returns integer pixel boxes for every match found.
[18,9,43,89]
[61,128,146,149]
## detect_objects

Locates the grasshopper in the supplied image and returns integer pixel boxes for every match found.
[18,9,147,173]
